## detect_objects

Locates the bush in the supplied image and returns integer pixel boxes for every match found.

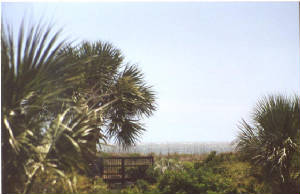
[182,161,194,172]
[126,166,149,180]
[194,167,233,194]
[204,151,217,164]
[145,166,160,184]
[193,161,202,169]
[136,179,150,192]
[31,170,108,194]
[29,153,274,194]
[154,158,184,174]
[155,153,271,194]
[121,179,159,194]
[158,170,202,194]
[31,170,72,194]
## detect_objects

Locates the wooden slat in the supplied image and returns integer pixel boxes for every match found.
[98,156,154,183]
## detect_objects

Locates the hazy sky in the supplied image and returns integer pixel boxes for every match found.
[2,2,299,143]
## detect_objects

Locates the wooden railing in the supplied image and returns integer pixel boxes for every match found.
[97,156,154,183]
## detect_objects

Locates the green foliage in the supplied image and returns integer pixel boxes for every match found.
[154,158,184,174]
[204,151,217,163]
[31,171,108,194]
[157,170,201,194]
[121,180,159,194]
[135,179,150,193]
[193,161,202,169]
[31,170,70,194]
[182,161,194,172]
[73,175,108,194]
[2,19,156,194]
[125,165,159,184]
[145,166,161,184]
[222,162,271,194]
[154,152,271,194]
[26,152,275,194]
[61,42,157,148]
[126,166,149,180]
[236,94,300,194]
[2,20,73,194]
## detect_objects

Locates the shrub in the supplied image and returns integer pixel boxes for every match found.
[156,154,270,194]
[182,161,194,172]
[193,161,202,169]
[121,179,159,194]
[136,179,150,192]
[31,170,108,194]
[126,166,149,180]
[145,166,160,184]
[204,151,217,164]
[154,158,184,174]
[158,170,202,194]
[31,170,69,194]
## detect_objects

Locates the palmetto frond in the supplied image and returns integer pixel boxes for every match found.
[236,94,300,192]
[59,42,156,148]
[103,65,156,147]
[2,21,95,194]
[2,20,157,194]
[1,20,72,193]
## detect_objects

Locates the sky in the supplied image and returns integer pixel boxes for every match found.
[2,2,299,143]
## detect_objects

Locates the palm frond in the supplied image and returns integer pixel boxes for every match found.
[235,94,300,189]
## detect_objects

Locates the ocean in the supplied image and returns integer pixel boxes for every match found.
[100,142,235,155]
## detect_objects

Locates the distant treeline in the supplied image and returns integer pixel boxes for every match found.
[100,142,234,154]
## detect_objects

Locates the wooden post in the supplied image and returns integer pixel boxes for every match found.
[121,158,125,185]
[99,158,104,176]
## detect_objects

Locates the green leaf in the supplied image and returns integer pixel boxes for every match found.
[63,133,81,153]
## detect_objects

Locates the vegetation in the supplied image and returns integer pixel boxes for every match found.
[2,21,156,194]
[2,18,299,194]
[114,152,271,194]
[236,95,300,194]
[45,94,299,194]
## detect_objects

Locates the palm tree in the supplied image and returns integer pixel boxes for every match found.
[235,94,300,194]
[59,41,156,148]
[2,20,156,194]
[55,42,156,178]
[1,20,77,193]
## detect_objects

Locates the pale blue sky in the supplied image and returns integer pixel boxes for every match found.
[2,2,299,143]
